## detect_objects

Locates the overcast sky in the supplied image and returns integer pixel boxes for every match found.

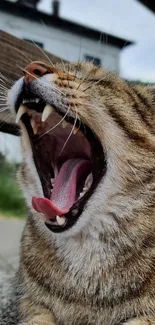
[37,0,155,82]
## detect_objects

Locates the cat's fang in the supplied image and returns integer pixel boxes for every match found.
[41,104,54,122]
[16,104,27,123]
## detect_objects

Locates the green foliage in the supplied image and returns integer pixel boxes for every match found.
[128,80,155,86]
[0,155,27,218]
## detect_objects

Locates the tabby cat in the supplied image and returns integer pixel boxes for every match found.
[2,60,155,325]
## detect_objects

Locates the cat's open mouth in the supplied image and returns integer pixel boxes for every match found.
[15,94,106,233]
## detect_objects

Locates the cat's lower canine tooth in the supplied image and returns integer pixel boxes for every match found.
[73,126,79,134]
[30,118,38,135]
[33,126,38,135]
[16,104,26,123]
[56,215,66,226]
[62,120,69,128]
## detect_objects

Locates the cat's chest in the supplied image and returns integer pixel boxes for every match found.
[21,226,148,325]
[51,299,122,325]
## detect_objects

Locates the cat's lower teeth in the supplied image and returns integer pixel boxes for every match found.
[51,178,55,186]
[56,215,66,226]
[46,216,66,227]
[46,219,57,226]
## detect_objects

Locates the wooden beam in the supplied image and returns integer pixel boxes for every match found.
[0,121,20,136]
[0,30,61,80]
[137,0,155,13]
[0,30,62,135]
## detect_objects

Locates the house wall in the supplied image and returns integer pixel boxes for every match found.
[0,10,120,72]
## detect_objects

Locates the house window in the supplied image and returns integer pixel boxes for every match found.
[24,39,44,48]
[85,55,101,67]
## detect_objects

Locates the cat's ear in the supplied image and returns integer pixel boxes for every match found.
[0,110,20,136]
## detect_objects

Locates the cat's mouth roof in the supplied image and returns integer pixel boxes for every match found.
[15,92,106,233]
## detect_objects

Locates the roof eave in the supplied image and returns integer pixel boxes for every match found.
[0,0,133,49]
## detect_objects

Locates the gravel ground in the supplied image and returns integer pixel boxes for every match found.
[0,218,25,324]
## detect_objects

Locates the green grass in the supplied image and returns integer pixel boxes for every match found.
[0,157,27,218]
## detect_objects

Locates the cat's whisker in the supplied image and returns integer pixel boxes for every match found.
[0,81,9,87]
[0,96,7,99]
[7,44,32,63]
[40,20,68,75]
[0,86,8,91]
[83,76,106,92]
[74,37,83,79]
[76,66,95,90]
[0,112,12,125]
[127,162,148,194]
[31,40,55,69]
[0,108,8,113]
[59,58,67,74]
[59,106,77,156]
[0,73,13,83]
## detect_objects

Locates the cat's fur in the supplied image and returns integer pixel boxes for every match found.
[1,61,155,325]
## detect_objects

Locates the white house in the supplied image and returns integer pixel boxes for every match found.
[0,0,131,74]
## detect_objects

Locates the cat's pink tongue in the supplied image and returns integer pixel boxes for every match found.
[32,159,90,219]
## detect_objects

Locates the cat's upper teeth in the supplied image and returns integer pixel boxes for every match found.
[41,104,54,122]
[16,104,27,123]
[22,98,40,104]
[16,102,82,136]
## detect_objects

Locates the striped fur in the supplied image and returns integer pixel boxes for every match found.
[6,62,155,325]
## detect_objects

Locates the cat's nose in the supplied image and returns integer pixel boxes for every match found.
[24,62,50,84]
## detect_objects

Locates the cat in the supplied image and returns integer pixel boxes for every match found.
[1,60,155,325]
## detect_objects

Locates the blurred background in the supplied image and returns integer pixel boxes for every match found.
[0,0,155,219]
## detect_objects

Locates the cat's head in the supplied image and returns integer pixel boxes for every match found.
[7,61,155,237]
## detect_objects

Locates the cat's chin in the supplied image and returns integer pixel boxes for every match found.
[14,89,106,233]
